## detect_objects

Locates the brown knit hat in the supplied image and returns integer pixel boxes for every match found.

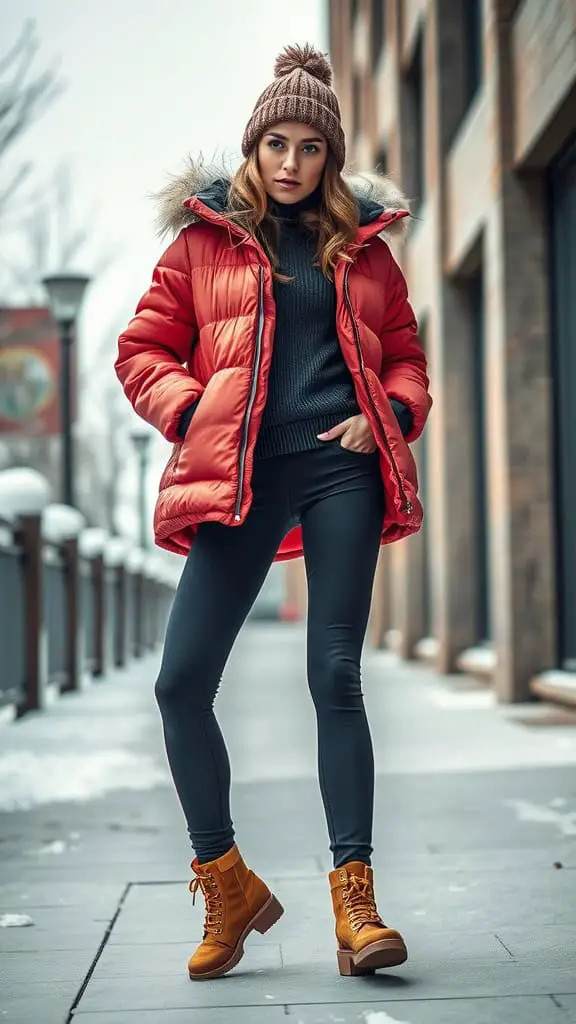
[241,43,346,170]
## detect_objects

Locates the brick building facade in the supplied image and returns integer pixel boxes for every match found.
[327,0,576,702]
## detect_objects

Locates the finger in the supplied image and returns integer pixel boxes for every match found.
[317,419,352,441]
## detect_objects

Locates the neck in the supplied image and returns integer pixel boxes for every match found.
[268,184,322,220]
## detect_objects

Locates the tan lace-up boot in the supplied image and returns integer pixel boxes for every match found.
[329,861,408,975]
[187,844,284,980]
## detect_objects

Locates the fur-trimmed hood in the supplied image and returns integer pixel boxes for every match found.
[154,158,410,240]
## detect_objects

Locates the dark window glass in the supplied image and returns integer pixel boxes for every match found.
[405,29,425,211]
[463,0,483,107]
[371,0,386,69]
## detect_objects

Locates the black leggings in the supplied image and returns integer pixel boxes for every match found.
[154,441,385,868]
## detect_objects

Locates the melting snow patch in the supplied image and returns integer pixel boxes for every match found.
[363,1011,412,1024]
[0,750,168,811]
[0,914,34,928]
[504,798,576,836]
[34,840,68,856]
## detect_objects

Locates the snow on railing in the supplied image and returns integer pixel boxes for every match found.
[0,468,51,520]
[78,527,108,559]
[42,504,86,543]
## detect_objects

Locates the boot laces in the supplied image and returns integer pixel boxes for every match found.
[342,874,383,932]
[189,872,224,936]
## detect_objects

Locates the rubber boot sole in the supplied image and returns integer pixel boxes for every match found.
[337,936,408,976]
[188,893,284,981]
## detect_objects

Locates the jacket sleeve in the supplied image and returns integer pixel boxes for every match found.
[379,248,431,443]
[115,232,204,443]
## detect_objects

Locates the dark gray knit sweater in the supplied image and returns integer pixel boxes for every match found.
[255,196,360,458]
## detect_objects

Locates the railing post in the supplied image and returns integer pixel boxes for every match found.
[0,468,51,717]
[105,538,129,669]
[115,561,127,667]
[93,551,106,677]
[127,549,145,658]
[43,504,86,695]
[61,535,80,692]
[78,529,108,680]
[18,512,45,715]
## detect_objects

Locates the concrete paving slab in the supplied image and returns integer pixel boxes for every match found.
[284,996,566,1022]
[73,1009,288,1022]
[0,908,105,953]
[0,997,71,1024]
[2,947,95,986]
[0,880,124,911]
[95,940,282,978]
[555,994,576,1016]
[496,924,576,958]
[75,955,576,1013]
[0,980,81,1024]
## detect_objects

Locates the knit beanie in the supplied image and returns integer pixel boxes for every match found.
[242,44,346,171]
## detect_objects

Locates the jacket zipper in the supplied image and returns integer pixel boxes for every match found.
[234,265,265,521]
[343,265,413,515]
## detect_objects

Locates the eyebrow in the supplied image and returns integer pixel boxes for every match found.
[266,132,325,144]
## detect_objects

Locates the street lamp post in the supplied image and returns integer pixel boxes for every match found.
[42,273,91,508]
[130,430,153,549]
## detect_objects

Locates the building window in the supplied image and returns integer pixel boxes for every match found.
[352,71,362,139]
[403,28,426,212]
[469,267,491,643]
[463,0,483,109]
[375,145,388,175]
[371,0,386,70]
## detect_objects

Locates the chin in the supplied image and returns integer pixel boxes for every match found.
[269,186,302,204]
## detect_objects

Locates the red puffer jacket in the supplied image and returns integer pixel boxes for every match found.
[115,163,432,560]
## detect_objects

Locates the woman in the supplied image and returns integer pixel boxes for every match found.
[116,44,431,982]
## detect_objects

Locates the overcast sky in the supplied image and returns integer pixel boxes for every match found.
[2,0,326,540]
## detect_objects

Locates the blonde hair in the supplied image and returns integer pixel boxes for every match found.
[226,149,358,280]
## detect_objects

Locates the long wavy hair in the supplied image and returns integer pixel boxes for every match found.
[226,149,358,280]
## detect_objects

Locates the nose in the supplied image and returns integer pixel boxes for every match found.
[282,147,299,177]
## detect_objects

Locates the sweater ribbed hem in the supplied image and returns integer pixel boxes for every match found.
[255,411,358,459]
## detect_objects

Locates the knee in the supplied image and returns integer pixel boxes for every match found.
[154,662,189,714]
[308,653,363,712]
[154,658,218,715]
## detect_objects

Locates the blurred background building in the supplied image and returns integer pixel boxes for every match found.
[327,0,576,704]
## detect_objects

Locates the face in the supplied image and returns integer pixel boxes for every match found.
[257,121,328,205]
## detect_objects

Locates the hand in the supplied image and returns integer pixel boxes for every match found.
[317,414,377,453]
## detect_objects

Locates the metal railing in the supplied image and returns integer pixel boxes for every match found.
[0,469,178,718]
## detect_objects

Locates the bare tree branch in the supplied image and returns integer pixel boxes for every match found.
[0,21,63,231]
[0,21,63,162]
[0,162,32,215]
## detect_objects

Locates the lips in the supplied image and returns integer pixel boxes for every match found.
[275,179,300,188]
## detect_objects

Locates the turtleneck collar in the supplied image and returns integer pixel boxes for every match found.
[268,184,323,221]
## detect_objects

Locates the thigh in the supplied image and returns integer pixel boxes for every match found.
[300,447,385,654]
[160,461,291,685]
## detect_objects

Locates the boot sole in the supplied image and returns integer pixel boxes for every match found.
[188,893,284,981]
[337,938,408,976]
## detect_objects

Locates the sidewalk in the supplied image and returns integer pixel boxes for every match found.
[1,623,576,1023]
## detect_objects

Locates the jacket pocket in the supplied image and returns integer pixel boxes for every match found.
[159,442,183,490]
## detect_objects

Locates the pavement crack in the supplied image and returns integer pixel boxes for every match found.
[65,881,132,1021]
[494,933,515,959]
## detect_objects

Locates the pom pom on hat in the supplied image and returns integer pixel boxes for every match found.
[274,44,333,87]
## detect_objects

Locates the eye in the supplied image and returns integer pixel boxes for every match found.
[268,139,284,150]
[303,144,320,154]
